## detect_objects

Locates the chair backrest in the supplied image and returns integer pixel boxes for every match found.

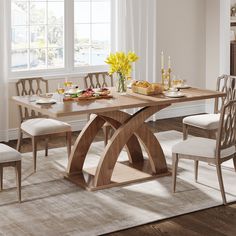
[84,72,113,89]
[214,75,236,113]
[16,77,48,122]
[216,99,236,159]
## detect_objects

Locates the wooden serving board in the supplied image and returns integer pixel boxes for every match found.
[63,95,113,102]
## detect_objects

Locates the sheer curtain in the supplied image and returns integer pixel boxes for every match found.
[116,0,158,83]
[0,0,9,142]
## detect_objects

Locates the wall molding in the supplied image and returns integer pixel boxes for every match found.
[6,103,206,141]
[152,102,206,121]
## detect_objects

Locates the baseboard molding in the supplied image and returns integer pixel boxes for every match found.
[152,102,206,121]
[6,103,205,141]
[0,130,9,142]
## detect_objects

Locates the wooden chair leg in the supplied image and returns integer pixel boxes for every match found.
[216,164,227,205]
[45,138,49,157]
[32,137,37,173]
[183,124,188,140]
[66,132,72,159]
[194,160,199,182]
[17,129,23,152]
[15,161,21,203]
[172,153,179,193]
[103,126,111,146]
[0,166,3,191]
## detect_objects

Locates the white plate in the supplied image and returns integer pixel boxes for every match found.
[164,92,185,98]
[176,85,190,89]
[65,89,82,95]
[36,99,57,104]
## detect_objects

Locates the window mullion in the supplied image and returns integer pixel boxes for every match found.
[28,0,30,70]
[46,0,48,69]
[90,0,92,65]
[65,0,74,73]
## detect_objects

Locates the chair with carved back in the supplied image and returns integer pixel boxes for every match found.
[16,77,72,172]
[172,99,236,205]
[84,72,113,145]
[183,75,236,139]
[84,71,114,89]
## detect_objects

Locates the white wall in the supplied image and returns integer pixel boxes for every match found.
[157,0,206,88]
[205,0,230,112]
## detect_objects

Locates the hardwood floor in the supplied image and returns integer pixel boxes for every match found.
[3,117,236,236]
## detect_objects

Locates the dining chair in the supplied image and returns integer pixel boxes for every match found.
[16,77,72,172]
[84,72,113,145]
[183,75,236,139]
[0,144,21,203]
[172,99,236,205]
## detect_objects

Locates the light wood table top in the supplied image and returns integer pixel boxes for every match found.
[12,87,225,118]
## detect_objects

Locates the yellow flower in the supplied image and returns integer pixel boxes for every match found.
[105,51,139,78]
[127,51,139,62]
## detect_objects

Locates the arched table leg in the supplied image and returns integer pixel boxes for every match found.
[101,117,144,163]
[67,115,105,174]
[94,105,169,187]
[100,110,168,173]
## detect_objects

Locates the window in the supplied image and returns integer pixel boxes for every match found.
[11,0,64,71]
[10,0,112,75]
[74,0,111,67]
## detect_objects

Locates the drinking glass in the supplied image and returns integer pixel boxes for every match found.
[57,84,65,102]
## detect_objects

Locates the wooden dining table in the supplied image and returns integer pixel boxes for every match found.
[12,87,225,191]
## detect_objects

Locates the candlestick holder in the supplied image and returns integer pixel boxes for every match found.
[166,67,171,89]
[161,68,171,91]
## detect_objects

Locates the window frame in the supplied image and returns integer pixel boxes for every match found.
[7,0,115,79]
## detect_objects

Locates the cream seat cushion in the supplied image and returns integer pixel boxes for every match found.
[21,118,71,136]
[183,113,220,130]
[172,137,236,158]
[0,144,21,163]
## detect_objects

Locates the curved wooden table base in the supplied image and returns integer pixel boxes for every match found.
[66,104,171,190]
[100,110,167,174]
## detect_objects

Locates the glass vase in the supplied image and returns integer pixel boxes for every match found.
[117,73,127,94]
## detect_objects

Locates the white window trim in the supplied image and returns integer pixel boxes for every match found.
[7,0,115,80]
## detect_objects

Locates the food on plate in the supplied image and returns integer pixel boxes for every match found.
[63,87,112,101]
[94,87,111,96]
[79,88,95,98]
[66,86,81,95]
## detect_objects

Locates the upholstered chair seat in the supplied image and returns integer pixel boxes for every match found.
[21,118,71,136]
[183,75,236,140]
[183,114,220,130]
[0,144,21,162]
[172,137,236,159]
[0,144,21,202]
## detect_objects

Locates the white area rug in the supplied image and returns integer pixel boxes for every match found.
[0,131,235,236]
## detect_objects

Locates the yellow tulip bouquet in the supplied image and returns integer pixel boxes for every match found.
[105,51,139,93]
